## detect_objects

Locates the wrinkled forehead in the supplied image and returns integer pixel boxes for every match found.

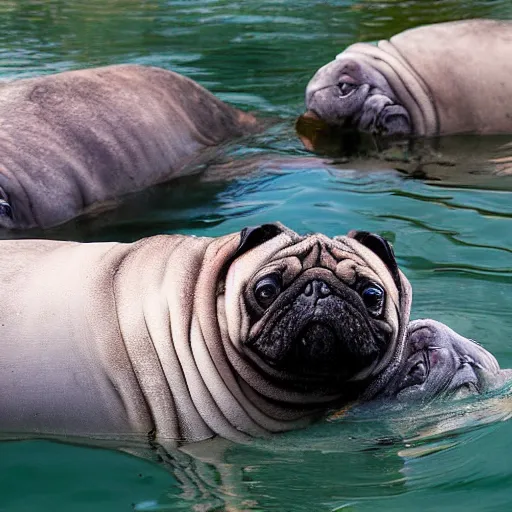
[227,232,399,301]
[333,52,394,92]
[312,55,366,85]
[267,233,397,291]
[406,322,459,355]
[330,56,364,78]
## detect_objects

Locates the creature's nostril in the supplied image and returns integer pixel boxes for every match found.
[304,280,331,299]
[319,282,331,297]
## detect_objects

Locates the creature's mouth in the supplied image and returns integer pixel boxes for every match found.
[296,322,338,366]
[269,308,381,382]
[299,321,337,344]
[433,349,500,400]
[447,381,479,400]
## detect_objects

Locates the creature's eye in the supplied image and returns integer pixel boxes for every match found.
[397,354,428,392]
[338,82,357,96]
[0,200,12,219]
[407,360,427,385]
[360,283,385,314]
[254,274,282,309]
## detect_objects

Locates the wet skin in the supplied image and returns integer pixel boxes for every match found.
[378,319,512,403]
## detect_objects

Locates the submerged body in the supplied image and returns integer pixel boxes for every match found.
[305,20,512,138]
[0,64,260,230]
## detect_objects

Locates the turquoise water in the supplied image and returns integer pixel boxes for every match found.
[2,1,512,511]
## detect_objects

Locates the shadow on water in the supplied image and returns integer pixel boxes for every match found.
[6,123,512,244]
[296,113,512,190]
[22,174,232,243]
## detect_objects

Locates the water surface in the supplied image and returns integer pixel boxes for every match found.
[2,1,512,511]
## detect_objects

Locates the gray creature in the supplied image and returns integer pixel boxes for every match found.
[305,20,512,138]
[0,64,260,229]
[377,319,512,402]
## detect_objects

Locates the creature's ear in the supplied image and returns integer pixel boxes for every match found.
[348,230,401,292]
[232,223,284,261]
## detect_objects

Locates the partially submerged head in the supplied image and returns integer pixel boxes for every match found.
[377,319,512,403]
[304,55,412,138]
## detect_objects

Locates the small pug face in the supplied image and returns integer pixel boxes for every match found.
[304,57,411,137]
[379,319,506,403]
[223,224,408,395]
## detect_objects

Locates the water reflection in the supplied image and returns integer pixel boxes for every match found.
[4,390,512,512]
[140,390,512,511]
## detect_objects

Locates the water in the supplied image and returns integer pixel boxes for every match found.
[1,1,512,511]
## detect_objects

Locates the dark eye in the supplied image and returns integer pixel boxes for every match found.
[407,361,427,385]
[254,274,281,308]
[360,283,384,313]
[0,200,12,219]
[338,82,357,96]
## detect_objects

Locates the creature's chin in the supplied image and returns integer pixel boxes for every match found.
[444,364,485,399]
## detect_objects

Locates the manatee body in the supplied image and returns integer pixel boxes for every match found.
[305,19,512,138]
[0,64,260,230]
[0,223,411,444]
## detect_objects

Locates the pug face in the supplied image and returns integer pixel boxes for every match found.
[246,263,390,384]
[221,224,411,399]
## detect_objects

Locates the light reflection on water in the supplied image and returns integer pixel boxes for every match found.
[1,0,512,511]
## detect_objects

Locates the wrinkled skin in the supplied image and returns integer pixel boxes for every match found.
[0,223,412,443]
[227,226,412,399]
[305,57,412,137]
[305,20,512,140]
[378,319,512,403]
[248,267,390,387]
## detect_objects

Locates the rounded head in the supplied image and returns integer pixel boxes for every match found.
[305,56,411,137]
[221,223,411,399]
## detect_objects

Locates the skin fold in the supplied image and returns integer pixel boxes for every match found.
[2,222,509,512]
[0,64,261,230]
[2,224,506,447]
[2,251,508,510]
